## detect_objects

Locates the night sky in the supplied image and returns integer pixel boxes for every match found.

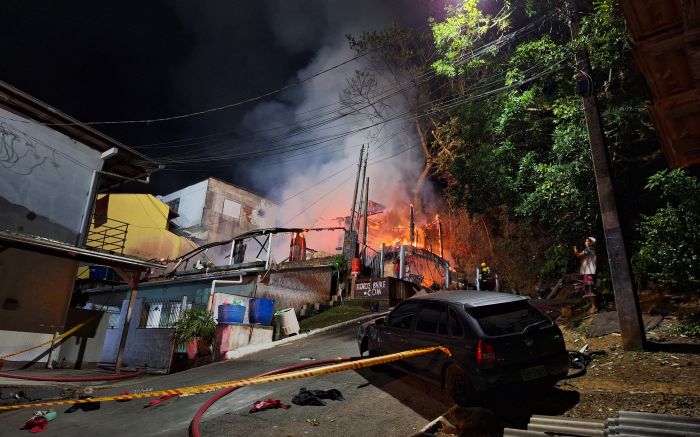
[2,1,440,198]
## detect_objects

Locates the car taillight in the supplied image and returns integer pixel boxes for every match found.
[476,339,496,366]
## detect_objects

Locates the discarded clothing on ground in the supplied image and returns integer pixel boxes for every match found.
[20,410,55,435]
[292,387,344,406]
[249,398,291,413]
[20,417,48,433]
[64,395,101,413]
[31,410,56,422]
[143,393,179,408]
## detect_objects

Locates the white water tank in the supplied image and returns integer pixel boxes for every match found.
[275,308,300,337]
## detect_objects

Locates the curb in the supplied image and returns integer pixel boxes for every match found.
[224,311,388,360]
[413,405,458,436]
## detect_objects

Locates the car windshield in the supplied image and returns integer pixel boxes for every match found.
[467,301,548,336]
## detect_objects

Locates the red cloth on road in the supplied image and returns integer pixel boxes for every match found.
[249,399,290,413]
[20,417,48,433]
[143,393,179,408]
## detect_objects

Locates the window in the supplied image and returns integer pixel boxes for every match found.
[415,303,447,334]
[449,307,464,337]
[437,310,449,335]
[388,301,419,330]
[468,301,548,336]
[223,199,242,218]
[166,198,180,212]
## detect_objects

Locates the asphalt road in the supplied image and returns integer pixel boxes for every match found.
[0,325,453,437]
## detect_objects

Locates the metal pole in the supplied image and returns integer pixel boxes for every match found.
[399,245,406,280]
[362,177,369,264]
[179,295,188,319]
[437,216,444,258]
[115,272,139,373]
[444,261,450,289]
[228,239,235,266]
[380,243,385,277]
[568,1,645,350]
[409,204,415,246]
[78,171,101,247]
[348,145,364,233]
[265,234,273,270]
[45,331,59,369]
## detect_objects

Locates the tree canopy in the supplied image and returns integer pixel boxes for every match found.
[350,0,699,292]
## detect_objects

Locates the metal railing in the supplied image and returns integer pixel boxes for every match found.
[86,217,129,254]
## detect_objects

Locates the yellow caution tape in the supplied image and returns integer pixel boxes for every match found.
[0,314,100,360]
[0,346,451,411]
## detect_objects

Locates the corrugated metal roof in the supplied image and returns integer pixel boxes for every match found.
[0,80,160,179]
[504,412,700,437]
[0,229,164,271]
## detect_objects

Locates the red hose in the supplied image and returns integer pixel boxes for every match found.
[0,369,144,382]
[189,357,361,437]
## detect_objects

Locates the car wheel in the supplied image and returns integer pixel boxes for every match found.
[367,344,388,372]
[445,365,473,406]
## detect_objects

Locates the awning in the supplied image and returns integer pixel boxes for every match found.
[0,229,165,272]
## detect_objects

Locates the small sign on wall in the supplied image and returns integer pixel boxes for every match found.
[354,278,389,300]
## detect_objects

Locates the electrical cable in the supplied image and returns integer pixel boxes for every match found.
[131,12,554,156]
[282,173,356,226]
[153,53,569,166]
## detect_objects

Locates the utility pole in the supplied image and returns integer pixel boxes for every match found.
[568,0,645,350]
[362,177,370,264]
[348,145,364,233]
[356,147,368,232]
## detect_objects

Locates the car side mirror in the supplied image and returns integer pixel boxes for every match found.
[375,317,385,326]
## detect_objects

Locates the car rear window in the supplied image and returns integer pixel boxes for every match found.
[467,301,548,336]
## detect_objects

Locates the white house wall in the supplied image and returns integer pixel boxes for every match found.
[0,108,104,244]
[161,179,208,229]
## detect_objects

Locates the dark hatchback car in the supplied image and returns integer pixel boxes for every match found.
[357,290,569,404]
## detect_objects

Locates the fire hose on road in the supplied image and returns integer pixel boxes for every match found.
[0,342,593,436]
[189,356,361,437]
[0,346,452,412]
[0,314,143,382]
[0,369,144,382]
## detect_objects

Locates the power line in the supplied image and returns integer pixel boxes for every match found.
[0,51,373,127]
[142,17,557,165]
[282,173,356,226]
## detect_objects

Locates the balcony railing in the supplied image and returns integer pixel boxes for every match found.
[86,217,129,254]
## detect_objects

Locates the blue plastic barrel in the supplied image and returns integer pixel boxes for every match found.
[218,304,245,324]
[249,298,275,325]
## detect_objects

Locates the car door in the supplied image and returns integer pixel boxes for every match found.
[379,300,419,358]
[409,302,450,382]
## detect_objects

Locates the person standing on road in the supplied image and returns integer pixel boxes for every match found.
[573,237,598,313]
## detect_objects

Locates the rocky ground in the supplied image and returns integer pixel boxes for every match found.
[557,313,700,420]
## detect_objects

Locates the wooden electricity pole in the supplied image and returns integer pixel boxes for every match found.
[568,1,645,350]
[348,145,365,233]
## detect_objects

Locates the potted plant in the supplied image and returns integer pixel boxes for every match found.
[172,308,217,360]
